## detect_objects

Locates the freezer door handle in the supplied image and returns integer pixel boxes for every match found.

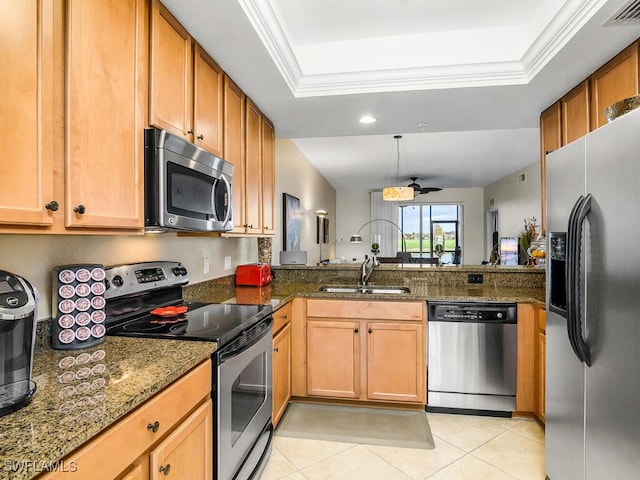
[566,195,585,363]
[573,194,592,366]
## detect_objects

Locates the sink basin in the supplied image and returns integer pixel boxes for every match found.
[318,285,410,295]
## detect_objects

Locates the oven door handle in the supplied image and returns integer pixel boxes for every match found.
[218,317,273,364]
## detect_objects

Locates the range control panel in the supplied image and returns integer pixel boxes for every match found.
[104,261,189,299]
[429,302,517,323]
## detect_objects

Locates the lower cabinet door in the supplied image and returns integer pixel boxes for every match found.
[307,320,360,398]
[273,323,292,426]
[367,322,425,403]
[149,400,213,480]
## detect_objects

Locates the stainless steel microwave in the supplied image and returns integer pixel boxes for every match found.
[144,128,233,233]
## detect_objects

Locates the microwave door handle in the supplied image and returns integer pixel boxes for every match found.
[566,195,585,363]
[573,193,592,366]
[221,175,232,226]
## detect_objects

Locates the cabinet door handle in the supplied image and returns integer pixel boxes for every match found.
[282,314,288,320]
[368,328,372,334]
[274,346,279,353]
[187,129,193,135]
[354,328,359,333]
[159,464,171,476]
[73,204,86,215]
[45,200,59,211]
[197,134,204,140]
[147,421,160,433]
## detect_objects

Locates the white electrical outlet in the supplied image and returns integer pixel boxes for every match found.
[224,256,232,270]
[203,256,210,274]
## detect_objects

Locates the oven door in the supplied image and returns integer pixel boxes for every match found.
[216,321,273,480]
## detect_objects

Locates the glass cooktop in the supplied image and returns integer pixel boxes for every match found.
[107,302,272,347]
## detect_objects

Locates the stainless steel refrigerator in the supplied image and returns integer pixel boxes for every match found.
[545,106,640,479]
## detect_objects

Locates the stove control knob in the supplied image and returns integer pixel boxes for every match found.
[112,275,124,287]
[497,312,503,319]
[104,279,111,290]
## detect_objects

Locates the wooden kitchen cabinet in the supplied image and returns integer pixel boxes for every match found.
[539,101,561,234]
[307,319,361,398]
[590,42,640,130]
[38,360,212,480]
[149,400,213,479]
[244,99,263,234]
[228,98,276,236]
[272,301,292,426]
[223,76,247,234]
[65,0,146,230]
[150,0,223,156]
[0,0,54,227]
[562,80,590,145]
[516,303,537,414]
[1,0,145,232]
[367,322,424,403]
[304,299,426,405]
[536,308,546,423]
[261,117,276,235]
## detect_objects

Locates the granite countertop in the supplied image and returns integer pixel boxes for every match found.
[0,337,215,480]
[185,279,546,307]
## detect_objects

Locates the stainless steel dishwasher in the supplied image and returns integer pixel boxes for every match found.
[427,301,517,416]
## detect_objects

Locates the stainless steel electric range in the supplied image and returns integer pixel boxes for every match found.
[104,261,273,480]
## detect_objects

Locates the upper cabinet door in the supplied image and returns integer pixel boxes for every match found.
[193,44,223,157]
[149,0,192,139]
[223,76,247,234]
[562,81,590,145]
[0,0,54,226]
[261,118,275,235]
[590,42,640,130]
[66,0,145,229]
[245,99,263,235]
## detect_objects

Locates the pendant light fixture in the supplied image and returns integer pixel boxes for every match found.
[382,135,414,201]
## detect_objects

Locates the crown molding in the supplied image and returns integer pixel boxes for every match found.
[240,0,603,97]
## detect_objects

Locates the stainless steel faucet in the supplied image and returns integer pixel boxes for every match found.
[360,255,380,286]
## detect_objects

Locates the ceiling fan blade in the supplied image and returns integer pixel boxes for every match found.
[420,187,442,193]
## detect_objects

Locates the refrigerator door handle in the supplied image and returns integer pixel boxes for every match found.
[573,193,592,366]
[566,195,585,363]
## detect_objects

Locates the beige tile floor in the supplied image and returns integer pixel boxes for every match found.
[260,412,545,480]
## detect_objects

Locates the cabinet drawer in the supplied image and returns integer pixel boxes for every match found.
[273,301,292,334]
[307,299,422,321]
[40,360,211,480]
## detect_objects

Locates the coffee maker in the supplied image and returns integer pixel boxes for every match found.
[0,270,38,417]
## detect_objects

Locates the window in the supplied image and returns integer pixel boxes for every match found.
[399,204,462,261]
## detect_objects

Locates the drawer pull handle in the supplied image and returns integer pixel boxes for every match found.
[354,328,359,333]
[159,464,171,476]
[274,346,279,353]
[147,421,160,433]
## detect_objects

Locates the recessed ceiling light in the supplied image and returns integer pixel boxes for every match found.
[418,121,428,129]
[359,115,376,124]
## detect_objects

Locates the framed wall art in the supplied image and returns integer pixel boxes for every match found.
[283,193,301,251]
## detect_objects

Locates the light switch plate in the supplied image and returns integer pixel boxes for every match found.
[224,256,231,270]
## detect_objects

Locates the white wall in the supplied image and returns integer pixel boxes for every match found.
[484,161,542,246]
[0,234,256,320]
[335,187,486,264]
[273,140,336,265]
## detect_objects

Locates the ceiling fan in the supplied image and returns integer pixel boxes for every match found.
[408,177,443,195]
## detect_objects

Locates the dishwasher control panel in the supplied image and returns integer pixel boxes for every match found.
[429,302,517,323]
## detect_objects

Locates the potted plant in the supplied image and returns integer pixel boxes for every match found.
[518,217,539,265]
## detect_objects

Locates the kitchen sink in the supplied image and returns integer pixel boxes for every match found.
[318,285,410,295]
